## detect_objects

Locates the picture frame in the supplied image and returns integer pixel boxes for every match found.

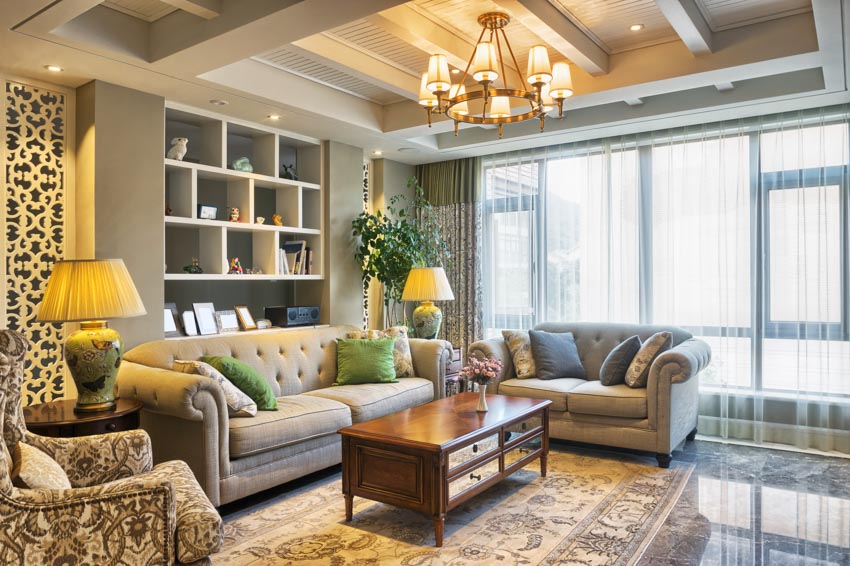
[193,302,218,335]
[215,310,240,333]
[164,302,182,337]
[197,204,218,220]
[234,305,257,330]
[181,310,198,336]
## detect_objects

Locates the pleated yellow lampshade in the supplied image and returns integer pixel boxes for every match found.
[402,267,455,302]
[37,259,147,322]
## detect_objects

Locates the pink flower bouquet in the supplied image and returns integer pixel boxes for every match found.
[462,356,503,386]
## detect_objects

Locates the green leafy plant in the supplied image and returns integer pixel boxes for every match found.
[352,177,450,326]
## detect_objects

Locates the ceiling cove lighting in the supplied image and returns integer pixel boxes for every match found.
[417,12,573,139]
[44,65,64,72]
[629,23,644,31]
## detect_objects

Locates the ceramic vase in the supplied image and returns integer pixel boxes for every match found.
[477,383,488,412]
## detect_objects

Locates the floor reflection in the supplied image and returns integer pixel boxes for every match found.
[637,440,850,565]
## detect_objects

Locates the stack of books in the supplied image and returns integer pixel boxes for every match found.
[279,240,313,275]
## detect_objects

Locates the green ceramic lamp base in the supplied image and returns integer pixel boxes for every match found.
[65,321,124,413]
[412,301,443,339]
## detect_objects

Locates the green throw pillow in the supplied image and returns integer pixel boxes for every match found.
[336,338,398,385]
[200,356,278,410]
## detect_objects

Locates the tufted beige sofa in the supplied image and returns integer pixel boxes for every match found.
[468,322,711,468]
[117,325,452,506]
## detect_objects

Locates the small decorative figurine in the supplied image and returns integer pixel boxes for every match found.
[232,157,253,172]
[183,258,203,274]
[165,202,173,216]
[281,164,298,180]
[166,137,188,161]
[228,257,243,274]
[256,216,265,224]
[229,207,241,222]
[253,266,263,275]
[272,213,283,226]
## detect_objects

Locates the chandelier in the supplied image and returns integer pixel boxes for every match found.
[418,12,574,138]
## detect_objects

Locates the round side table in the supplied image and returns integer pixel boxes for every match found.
[23,398,144,438]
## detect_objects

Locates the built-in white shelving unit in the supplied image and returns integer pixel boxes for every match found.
[164,104,324,283]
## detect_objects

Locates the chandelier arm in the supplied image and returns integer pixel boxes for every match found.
[502,27,529,92]
[494,28,508,90]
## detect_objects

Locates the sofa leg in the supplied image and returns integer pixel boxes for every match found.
[686,427,698,442]
[656,453,672,468]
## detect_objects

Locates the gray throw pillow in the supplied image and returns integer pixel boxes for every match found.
[599,336,642,386]
[529,330,586,380]
[624,331,673,388]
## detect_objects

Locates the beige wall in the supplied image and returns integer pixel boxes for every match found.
[76,80,165,349]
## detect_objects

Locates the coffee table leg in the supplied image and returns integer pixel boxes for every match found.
[433,515,445,547]
[541,452,548,477]
[345,494,353,521]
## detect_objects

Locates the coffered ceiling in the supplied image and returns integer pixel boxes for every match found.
[1,0,847,164]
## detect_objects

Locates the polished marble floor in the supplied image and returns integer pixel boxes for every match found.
[639,440,850,566]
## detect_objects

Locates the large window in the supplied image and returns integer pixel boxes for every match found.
[483,118,850,399]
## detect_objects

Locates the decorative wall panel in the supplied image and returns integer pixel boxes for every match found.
[4,80,67,405]
[361,160,370,329]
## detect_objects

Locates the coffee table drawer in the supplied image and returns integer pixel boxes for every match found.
[448,457,500,500]
[504,414,543,443]
[448,433,499,470]
[504,434,542,467]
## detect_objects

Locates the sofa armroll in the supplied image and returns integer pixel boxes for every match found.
[467,338,514,389]
[650,338,712,386]
[408,339,452,399]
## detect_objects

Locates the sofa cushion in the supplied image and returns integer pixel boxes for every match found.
[228,395,351,458]
[11,442,71,490]
[568,381,647,419]
[625,332,673,388]
[529,330,586,380]
[201,355,278,410]
[498,378,587,412]
[347,326,414,378]
[502,330,536,379]
[599,336,641,386]
[336,338,398,385]
[173,360,257,417]
[304,377,433,422]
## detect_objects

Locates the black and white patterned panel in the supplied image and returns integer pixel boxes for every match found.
[361,161,370,329]
[4,81,66,404]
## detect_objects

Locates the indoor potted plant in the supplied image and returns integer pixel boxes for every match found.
[352,177,449,327]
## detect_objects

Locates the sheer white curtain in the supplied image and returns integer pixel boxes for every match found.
[482,105,850,453]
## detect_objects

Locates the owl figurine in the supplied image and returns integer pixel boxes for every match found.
[167,137,189,161]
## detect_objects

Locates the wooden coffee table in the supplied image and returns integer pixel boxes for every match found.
[339,392,551,547]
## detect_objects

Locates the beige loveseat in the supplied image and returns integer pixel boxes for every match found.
[468,322,711,467]
[117,325,451,506]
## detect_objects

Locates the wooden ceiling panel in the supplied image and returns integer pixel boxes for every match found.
[329,19,430,76]
[101,0,176,22]
[695,0,811,31]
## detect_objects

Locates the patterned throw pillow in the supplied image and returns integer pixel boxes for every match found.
[346,326,414,378]
[11,442,72,490]
[624,332,673,388]
[174,360,258,417]
[502,330,536,379]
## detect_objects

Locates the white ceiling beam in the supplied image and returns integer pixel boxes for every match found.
[500,0,609,76]
[12,0,102,34]
[158,0,221,20]
[291,34,420,100]
[811,0,845,92]
[655,0,713,56]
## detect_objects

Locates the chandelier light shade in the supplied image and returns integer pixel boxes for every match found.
[418,12,574,138]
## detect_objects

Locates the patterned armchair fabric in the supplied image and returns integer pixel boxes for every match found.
[0,329,223,565]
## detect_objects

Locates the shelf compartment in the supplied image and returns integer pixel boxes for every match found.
[254,185,299,229]
[196,170,252,223]
[165,224,225,276]
[301,187,322,231]
[226,122,277,177]
[165,108,224,168]
[279,233,322,277]
[165,164,195,219]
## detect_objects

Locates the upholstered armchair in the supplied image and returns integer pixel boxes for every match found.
[0,329,223,565]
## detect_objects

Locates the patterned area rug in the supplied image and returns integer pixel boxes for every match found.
[216,450,693,565]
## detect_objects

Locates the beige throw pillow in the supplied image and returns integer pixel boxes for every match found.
[346,326,414,378]
[624,331,673,388]
[174,360,258,417]
[502,330,536,379]
[11,442,72,490]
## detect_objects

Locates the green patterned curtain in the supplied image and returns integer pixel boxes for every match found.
[415,157,482,354]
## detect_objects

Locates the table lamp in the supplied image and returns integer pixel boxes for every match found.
[37,259,146,412]
[402,267,454,339]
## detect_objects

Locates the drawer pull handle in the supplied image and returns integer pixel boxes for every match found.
[469,473,481,481]
[519,447,531,454]
[521,422,527,431]
[106,423,118,431]
[472,444,478,453]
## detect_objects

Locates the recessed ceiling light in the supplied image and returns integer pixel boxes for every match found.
[373,150,383,156]
[451,69,461,74]
[209,99,229,106]
[267,114,281,120]
[44,65,63,72]
[629,24,644,31]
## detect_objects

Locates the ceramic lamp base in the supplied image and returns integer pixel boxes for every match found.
[412,301,443,339]
[65,321,123,413]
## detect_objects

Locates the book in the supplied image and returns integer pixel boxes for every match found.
[281,240,306,275]
[278,248,289,275]
[304,247,312,275]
